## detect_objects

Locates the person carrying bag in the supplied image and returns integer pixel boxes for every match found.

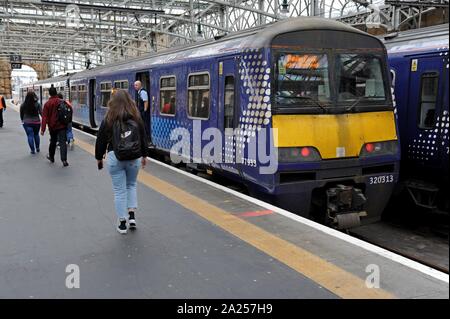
[95,89,148,234]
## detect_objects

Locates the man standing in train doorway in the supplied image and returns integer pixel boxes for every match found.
[134,81,150,145]
[0,94,6,128]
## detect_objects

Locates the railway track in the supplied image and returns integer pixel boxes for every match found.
[350,225,449,274]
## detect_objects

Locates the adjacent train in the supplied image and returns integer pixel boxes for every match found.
[382,24,449,215]
[21,17,400,229]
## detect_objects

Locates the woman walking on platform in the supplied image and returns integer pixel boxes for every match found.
[20,92,42,154]
[95,90,147,234]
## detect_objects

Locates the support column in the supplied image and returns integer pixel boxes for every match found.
[0,59,12,99]
[258,0,265,25]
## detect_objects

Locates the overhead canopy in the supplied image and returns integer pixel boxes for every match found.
[0,0,447,76]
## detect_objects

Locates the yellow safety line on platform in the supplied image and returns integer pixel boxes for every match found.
[75,138,395,299]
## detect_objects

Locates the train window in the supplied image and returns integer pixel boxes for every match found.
[100,82,112,107]
[70,86,78,103]
[114,80,129,90]
[224,76,235,129]
[275,53,330,106]
[78,84,87,105]
[418,72,439,129]
[160,76,176,115]
[188,73,210,119]
[337,54,386,101]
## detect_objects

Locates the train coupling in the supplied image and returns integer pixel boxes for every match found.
[326,185,367,229]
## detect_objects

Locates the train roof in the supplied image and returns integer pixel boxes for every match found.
[33,74,70,86]
[381,24,449,55]
[70,17,371,80]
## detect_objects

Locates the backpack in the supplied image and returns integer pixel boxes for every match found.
[112,119,142,161]
[56,99,72,125]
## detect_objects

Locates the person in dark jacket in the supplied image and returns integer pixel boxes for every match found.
[20,92,42,154]
[95,89,147,234]
[41,87,71,167]
[57,92,75,150]
[0,94,6,128]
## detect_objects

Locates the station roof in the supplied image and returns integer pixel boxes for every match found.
[1,1,447,76]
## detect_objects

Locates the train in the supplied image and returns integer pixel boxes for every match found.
[20,17,400,229]
[382,24,449,215]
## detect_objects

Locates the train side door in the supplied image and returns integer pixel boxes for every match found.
[407,55,445,171]
[136,71,152,142]
[218,57,240,175]
[136,71,150,93]
[89,78,97,128]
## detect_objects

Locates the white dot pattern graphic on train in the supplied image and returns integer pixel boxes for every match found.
[236,48,272,158]
[438,47,449,69]
[223,133,236,163]
[152,117,193,152]
[408,110,449,161]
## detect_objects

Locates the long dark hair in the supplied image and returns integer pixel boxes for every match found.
[104,89,143,128]
[22,92,39,117]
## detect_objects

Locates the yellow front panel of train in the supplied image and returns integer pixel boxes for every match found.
[272,111,397,159]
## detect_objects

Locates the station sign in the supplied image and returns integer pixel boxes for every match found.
[11,63,22,69]
[10,55,22,63]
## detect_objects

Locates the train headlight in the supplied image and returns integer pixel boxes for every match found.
[278,147,322,162]
[359,140,398,158]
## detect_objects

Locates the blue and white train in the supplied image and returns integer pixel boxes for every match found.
[22,17,400,229]
[383,24,449,214]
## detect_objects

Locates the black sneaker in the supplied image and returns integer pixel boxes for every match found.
[128,211,136,229]
[46,154,54,163]
[62,161,69,167]
[117,219,127,234]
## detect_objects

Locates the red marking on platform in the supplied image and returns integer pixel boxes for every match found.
[237,210,274,218]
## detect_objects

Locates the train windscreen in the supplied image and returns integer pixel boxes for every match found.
[272,30,390,113]
[275,53,331,107]
[336,54,386,102]
[274,51,388,111]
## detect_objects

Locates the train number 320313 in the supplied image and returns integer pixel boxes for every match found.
[369,175,394,185]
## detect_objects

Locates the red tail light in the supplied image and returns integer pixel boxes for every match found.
[301,147,311,157]
[365,143,375,153]
[279,147,322,162]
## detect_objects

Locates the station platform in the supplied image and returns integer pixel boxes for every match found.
[0,102,448,299]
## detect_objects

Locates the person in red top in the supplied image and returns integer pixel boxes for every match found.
[161,96,175,114]
[41,86,70,167]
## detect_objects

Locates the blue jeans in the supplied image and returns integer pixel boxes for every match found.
[106,151,141,219]
[66,123,74,141]
[23,123,41,153]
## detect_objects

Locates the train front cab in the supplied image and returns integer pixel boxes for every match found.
[265,28,400,229]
